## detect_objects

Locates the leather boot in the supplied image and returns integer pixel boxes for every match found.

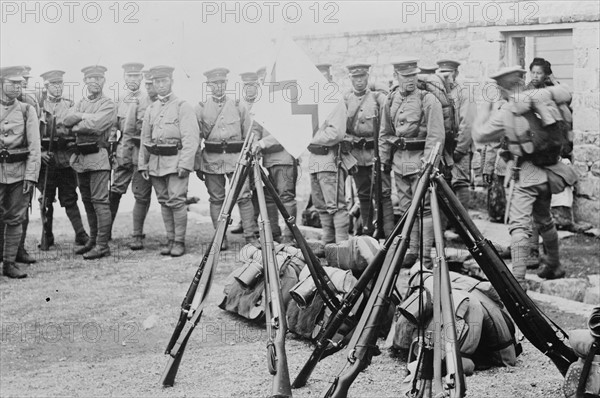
[333,210,350,243]
[16,215,36,264]
[108,191,122,240]
[129,235,144,250]
[160,205,175,255]
[39,204,55,250]
[319,212,335,244]
[65,205,89,245]
[75,238,95,254]
[230,206,243,233]
[221,236,229,251]
[230,221,244,234]
[245,233,261,248]
[2,262,27,279]
[132,199,150,240]
[281,201,297,243]
[170,241,186,257]
[80,200,98,252]
[171,206,188,257]
[239,199,259,243]
[537,225,565,280]
[3,223,22,265]
[161,240,174,255]
[83,203,111,260]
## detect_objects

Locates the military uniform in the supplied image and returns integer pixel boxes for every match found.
[109,63,155,250]
[139,65,199,257]
[309,63,355,244]
[37,70,88,248]
[473,66,577,286]
[0,66,41,278]
[437,59,476,211]
[65,65,116,259]
[343,63,391,236]
[195,67,258,245]
[379,59,445,266]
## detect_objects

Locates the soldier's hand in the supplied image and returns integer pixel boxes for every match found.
[22,180,35,194]
[483,173,493,186]
[196,170,205,181]
[63,113,83,127]
[177,168,190,178]
[41,152,53,165]
[140,170,149,180]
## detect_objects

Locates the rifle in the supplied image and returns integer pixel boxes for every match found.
[40,109,56,251]
[365,106,383,238]
[253,159,292,398]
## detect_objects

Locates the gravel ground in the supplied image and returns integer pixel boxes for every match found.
[0,210,589,398]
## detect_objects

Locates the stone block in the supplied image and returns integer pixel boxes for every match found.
[539,278,589,302]
[576,174,600,199]
[574,144,600,165]
[573,68,600,93]
[573,197,600,228]
[574,130,600,146]
[583,287,599,305]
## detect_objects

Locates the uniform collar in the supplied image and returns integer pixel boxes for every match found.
[47,95,62,103]
[353,89,368,97]
[212,94,226,104]
[158,93,173,103]
[0,98,16,106]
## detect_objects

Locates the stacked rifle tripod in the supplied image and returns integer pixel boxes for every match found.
[160,130,578,397]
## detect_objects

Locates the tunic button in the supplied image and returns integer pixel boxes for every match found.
[400,122,404,125]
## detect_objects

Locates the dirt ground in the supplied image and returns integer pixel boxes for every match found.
[0,210,590,398]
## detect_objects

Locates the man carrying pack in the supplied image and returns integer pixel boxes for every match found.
[195,67,259,249]
[308,63,355,244]
[379,59,445,268]
[109,63,155,250]
[0,66,41,278]
[343,63,392,236]
[64,65,116,260]
[37,69,89,248]
[139,66,199,257]
[473,66,577,285]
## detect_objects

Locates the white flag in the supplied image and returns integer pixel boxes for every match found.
[250,36,343,159]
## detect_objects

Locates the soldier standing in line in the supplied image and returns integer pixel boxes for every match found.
[195,67,259,249]
[379,59,445,268]
[37,70,89,248]
[436,59,476,213]
[343,63,392,236]
[139,66,199,257]
[64,65,116,260]
[308,63,355,244]
[108,63,155,250]
[247,70,299,244]
[0,66,41,278]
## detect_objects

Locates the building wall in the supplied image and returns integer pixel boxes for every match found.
[294,5,600,227]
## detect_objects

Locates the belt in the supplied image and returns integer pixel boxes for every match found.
[144,142,180,156]
[42,137,76,151]
[0,149,30,163]
[390,138,426,151]
[131,136,141,147]
[352,138,375,150]
[204,140,244,154]
[307,143,338,156]
[262,144,285,154]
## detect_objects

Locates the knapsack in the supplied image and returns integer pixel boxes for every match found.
[418,74,459,154]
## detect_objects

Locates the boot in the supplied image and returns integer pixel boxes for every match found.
[420,216,435,269]
[83,245,111,260]
[108,191,122,240]
[77,201,97,254]
[230,205,243,233]
[381,197,395,238]
[83,203,111,260]
[319,213,335,244]
[281,201,297,244]
[333,210,350,243]
[161,240,174,255]
[39,204,55,250]
[75,239,95,254]
[170,241,186,257]
[239,199,259,243]
[230,221,244,234]
[359,199,373,235]
[221,236,229,251]
[16,216,36,264]
[129,235,144,250]
[65,205,89,245]
[266,199,282,242]
[2,262,27,279]
[3,223,22,265]
[537,225,565,280]
[209,203,221,230]
[245,233,261,248]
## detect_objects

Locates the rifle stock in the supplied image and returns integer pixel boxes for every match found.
[40,109,56,251]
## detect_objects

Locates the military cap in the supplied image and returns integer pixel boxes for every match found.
[141,70,153,83]
[122,62,144,75]
[22,65,32,77]
[347,63,371,77]
[204,67,229,82]
[240,72,259,83]
[40,70,66,84]
[148,65,175,79]
[81,65,107,78]
[392,58,420,76]
[489,65,527,81]
[0,66,26,82]
[316,63,332,74]
[419,65,438,75]
[437,59,461,72]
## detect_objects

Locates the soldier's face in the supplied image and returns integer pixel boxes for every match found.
[209,80,227,97]
[350,74,368,92]
[1,80,22,99]
[84,75,105,94]
[530,65,547,86]
[243,82,259,100]
[153,77,173,96]
[145,81,157,97]
[124,73,143,92]
[47,82,63,98]
[396,73,417,93]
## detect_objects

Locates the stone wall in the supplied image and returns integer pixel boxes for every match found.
[294,4,600,227]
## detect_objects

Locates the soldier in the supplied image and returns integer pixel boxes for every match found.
[195,67,259,249]
[437,59,476,212]
[379,59,445,268]
[473,66,577,286]
[419,65,439,75]
[308,63,355,244]
[37,70,89,248]
[343,63,392,236]
[0,66,41,278]
[64,65,116,260]
[139,65,199,257]
[109,63,155,250]
[248,70,298,244]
